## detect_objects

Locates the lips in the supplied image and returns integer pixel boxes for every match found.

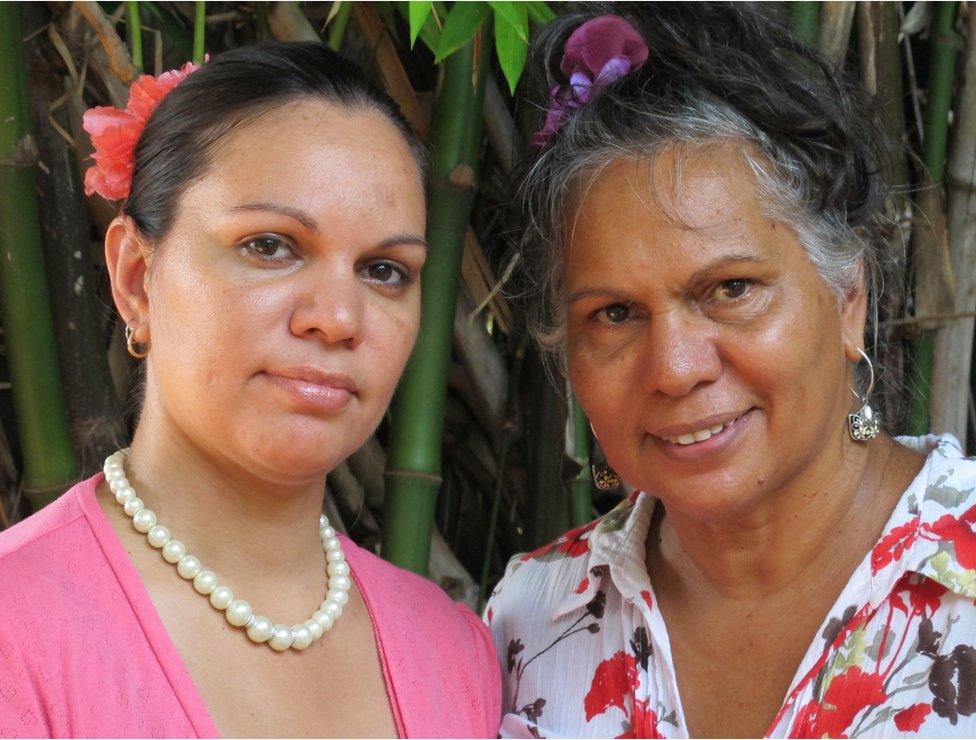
[262,367,357,414]
[647,408,755,461]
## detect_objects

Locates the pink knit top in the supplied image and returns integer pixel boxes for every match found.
[0,475,501,738]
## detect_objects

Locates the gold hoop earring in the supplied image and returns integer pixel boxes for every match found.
[848,348,880,441]
[125,324,149,359]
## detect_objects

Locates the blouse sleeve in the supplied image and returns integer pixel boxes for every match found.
[0,605,51,738]
[456,602,503,738]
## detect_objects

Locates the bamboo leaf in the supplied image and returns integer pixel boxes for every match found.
[408,1,432,48]
[489,2,526,41]
[435,2,489,63]
[494,4,527,94]
[525,1,555,25]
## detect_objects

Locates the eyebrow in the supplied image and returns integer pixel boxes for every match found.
[566,253,767,305]
[228,202,428,250]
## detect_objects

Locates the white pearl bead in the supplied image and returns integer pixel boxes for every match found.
[313,609,334,632]
[105,468,125,482]
[225,599,252,626]
[319,514,328,527]
[327,561,349,578]
[162,539,186,563]
[329,575,352,593]
[209,585,233,610]
[323,600,343,620]
[176,555,202,579]
[306,619,324,640]
[132,508,157,533]
[322,536,341,552]
[247,616,274,643]
[123,497,144,516]
[193,570,217,595]
[108,478,124,494]
[290,624,313,650]
[320,526,335,540]
[327,589,349,607]
[146,525,170,548]
[326,549,344,564]
[269,625,293,651]
[114,485,135,504]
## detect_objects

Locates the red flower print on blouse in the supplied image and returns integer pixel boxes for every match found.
[871,520,919,574]
[617,699,665,739]
[521,519,599,562]
[892,574,949,616]
[894,703,933,732]
[924,505,976,570]
[584,651,638,721]
[790,667,887,738]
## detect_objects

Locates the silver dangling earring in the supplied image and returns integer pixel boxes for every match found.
[848,348,881,441]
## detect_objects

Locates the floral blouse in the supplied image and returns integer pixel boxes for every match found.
[485,435,976,738]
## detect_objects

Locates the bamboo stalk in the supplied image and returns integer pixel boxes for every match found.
[326,1,352,53]
[790,2,821,47]
[193,1,205,64]
[931,3,976,444]
[267,1,319,42]
[818,2,855,68]
[907,1,961,435]
[567,395,593,527]
[382,36,488,575]
[0,3,79,508]
[124,1,142,72]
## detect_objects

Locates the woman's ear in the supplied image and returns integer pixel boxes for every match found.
[840,284,868,363]
[105,216,153,339]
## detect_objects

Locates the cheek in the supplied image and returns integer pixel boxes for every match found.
[361,293,421,393]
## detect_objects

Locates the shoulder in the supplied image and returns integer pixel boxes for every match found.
[486,515,604,637]
[0,477,96,584]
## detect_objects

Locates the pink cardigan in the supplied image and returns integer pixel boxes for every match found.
[0,475,501,738]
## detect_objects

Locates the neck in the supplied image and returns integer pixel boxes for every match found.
[652,432,902,601]
[121,405,329,590]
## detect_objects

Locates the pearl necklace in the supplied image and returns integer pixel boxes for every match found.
[103,450,351,652]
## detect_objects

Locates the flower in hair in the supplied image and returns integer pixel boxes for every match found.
[83,61,200,201]
[532,16,649,148]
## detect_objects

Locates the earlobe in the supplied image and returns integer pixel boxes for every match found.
[840,286,868,363]
[105,216,151,333]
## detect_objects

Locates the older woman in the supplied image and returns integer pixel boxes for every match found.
[487,5,976,739]
[0,42,499,738]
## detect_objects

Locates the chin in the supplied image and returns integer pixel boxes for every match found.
[237,419,369,485]
[636,463,774,523]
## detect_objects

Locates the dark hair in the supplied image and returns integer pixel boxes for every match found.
[124,41,428,241]
[516,3,894,368]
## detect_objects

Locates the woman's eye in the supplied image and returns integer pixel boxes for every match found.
[362,261,410,287]
[714,278,752,301]
[241,235,297,262]
[597,302,632,324]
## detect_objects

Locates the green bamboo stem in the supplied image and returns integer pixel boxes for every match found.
[568,396,593,527]
[790,2,821,48]
[0,4,79,507]
[327,1,353,53]
[382,36,488,575]
[125,1,143,72]
[907,1,960,436]
[193,0,206,64]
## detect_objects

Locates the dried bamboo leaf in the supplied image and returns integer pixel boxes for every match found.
[819,2,856,68]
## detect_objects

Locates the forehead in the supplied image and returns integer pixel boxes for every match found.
[186,98,424,220]
[566,144,783,274]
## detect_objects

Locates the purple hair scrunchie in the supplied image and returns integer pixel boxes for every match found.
[532,15,650,148]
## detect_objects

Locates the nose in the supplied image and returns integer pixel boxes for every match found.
[288,268,365,348]
[638,311,722,398]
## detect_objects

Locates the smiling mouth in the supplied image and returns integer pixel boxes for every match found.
[653,413,745,446]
